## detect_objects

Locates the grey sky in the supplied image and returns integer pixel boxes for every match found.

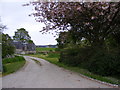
[0,0,57,45]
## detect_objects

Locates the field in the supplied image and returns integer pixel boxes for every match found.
[36,47,56,52]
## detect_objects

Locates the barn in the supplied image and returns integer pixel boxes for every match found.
[13,41,36,54]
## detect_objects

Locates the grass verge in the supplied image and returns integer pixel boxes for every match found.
[36,47,56,52]
[2,56,26,76]
[0,72,2,77]
[28,54,119,85]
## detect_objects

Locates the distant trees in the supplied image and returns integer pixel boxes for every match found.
[13,28,34,44]
[13,28,31,43]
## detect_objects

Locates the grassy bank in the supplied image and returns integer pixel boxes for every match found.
[36,47,56,52]
[0,72,2,77]
[28,53,119,85]
[2,56,26,76]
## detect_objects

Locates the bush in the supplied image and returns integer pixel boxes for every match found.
[59,47,94,66]
[59,47,120,78]
[87,50,120,77]
[47,52,60,58]
[2,56,25,73]
[3,65,7,73]
[55,48,61,52]
[3,56,25,64]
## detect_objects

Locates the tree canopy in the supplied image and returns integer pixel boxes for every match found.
[2,33,15,58]
[13,28,33,44]
[28,2,120,47]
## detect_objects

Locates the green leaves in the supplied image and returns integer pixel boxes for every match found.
[30,2,120,48]
[13,28,32,43]
[2,33,15,58]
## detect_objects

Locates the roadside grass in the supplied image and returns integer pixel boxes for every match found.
[36,47,56,52]
[3,61,25,76]
[28,53,119,85]
[2,56,26,76]
[0,72,2,77]
[31,58,42,66]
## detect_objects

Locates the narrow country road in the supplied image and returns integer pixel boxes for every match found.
[2,56,116,88]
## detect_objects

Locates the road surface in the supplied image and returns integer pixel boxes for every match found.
[2,56,117,88]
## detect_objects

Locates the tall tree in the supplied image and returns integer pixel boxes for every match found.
[13,28,32,44]
[2,33,15,58]
[28,2,120,47]
[56,32,69,49]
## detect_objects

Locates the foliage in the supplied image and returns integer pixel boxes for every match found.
[2,33,15,58]
[28,2,120,47]
[56,31,91,49]
[55,48,61,52]
[87,49,120,77]
[28,40,34,43]
[13,28,34,44]
[107,30,120,48]
[3,56,25,75]
[47,52,60,58]
[112,32,120,46]
[36,47,55,52]
[3,61,25,75]
[59,47,120,78]
[26,2,120,82]
[2,56,25,64]
[56,32,69,49]
[59,47,94,66]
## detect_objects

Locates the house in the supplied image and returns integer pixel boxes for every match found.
[13,41,36,54]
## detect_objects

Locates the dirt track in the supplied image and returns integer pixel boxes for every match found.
[2,56,115,88]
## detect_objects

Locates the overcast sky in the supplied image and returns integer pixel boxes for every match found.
[0,0,57,45]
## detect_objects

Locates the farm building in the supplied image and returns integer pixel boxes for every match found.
[13,41,36,54]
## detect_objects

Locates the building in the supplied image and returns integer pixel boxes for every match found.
[13,41,36,54]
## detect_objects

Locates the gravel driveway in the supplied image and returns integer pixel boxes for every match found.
[2,56,117,88]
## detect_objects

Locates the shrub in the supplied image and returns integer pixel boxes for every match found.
[55,48,61,52]
[2,56,25,64]
[3,65,7,73]
[59,47,94,66]
[47,53,60,58]
[87,50,120,77]
[59,46,120,78]
[2,56,25,73]
[49,50,53,52]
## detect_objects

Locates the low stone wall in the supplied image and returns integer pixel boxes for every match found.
[37,51,49,54]
[25,51,36,54]
[15,49,36,54]
[15,49,23,54]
